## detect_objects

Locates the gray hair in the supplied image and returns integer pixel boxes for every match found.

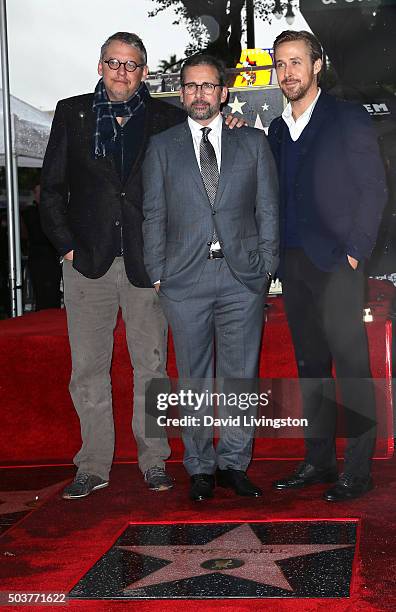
[180,53,226,87]
[100,32,147,64]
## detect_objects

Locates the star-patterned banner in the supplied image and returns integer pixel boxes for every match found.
[153,86,284,132]
[224,87,284,131]
[69,520,357,600]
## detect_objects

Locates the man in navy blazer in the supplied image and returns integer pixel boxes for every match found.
[268,30,387,501]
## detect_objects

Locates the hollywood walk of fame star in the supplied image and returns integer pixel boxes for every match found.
[118,523,353,592]
[227,96,246,115]
[262,103,269,111]
[0,481,68,515]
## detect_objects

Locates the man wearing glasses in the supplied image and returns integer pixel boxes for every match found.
[143,55,279,502]
[40,32,186,499]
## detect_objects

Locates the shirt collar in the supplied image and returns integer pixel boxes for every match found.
[282,88,321,125]
[188,112,223,138]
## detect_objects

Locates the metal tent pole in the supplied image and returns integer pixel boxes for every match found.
[0,0,22,316]
[12,140,23,315]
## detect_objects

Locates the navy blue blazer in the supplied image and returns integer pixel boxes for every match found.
[268,91,387,272]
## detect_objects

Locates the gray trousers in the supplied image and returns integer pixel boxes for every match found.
[63,257,170,480]
[159,259,265,476]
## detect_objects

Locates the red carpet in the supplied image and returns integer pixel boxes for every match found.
[1,458,396,610]
[1,279,395,609]
[0,279,394,466]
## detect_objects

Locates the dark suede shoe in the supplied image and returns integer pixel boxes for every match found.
[323,474,373,502]
[62,472,109,499]
[216,468,262,497]
[144,466,173,491]
[273,462,338,490]
[190,474,215,501]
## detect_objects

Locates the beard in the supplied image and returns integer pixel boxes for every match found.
[186,98,219,121]
[280,71,315,102]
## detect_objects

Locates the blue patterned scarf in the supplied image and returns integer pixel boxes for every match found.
[92,78,149,158]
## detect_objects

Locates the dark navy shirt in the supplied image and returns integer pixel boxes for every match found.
[284,129,303,248]
[112,106,146,254]
[114,106,145,184]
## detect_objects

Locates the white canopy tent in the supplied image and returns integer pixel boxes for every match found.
[1,0,53,321]
[0,86,52,316]
[0,89,52,168]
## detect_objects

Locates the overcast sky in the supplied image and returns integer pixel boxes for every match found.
[2,0,309,111]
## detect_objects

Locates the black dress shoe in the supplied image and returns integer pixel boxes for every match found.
[323,474,373,502]
[216,468,262,497]
[273,462,338,490]
[190,474,215,501]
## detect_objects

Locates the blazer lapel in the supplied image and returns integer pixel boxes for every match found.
[124,105,152,189]
[271,119,288,204]
[215,124,238,206]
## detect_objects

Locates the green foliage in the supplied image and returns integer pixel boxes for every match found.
[157,54,183,72]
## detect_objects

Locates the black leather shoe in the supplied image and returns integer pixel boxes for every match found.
[273,462,338,490]
[216,468,262,497]
[323,474,373,502]
[190,474,215,501]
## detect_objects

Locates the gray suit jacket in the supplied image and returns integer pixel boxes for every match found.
[142,119,279,301]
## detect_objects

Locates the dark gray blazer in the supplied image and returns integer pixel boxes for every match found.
[142,120,279,301]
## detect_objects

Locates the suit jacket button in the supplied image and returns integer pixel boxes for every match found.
[212,210,216,215]
[121,192,126,197]
[207,242,211,246]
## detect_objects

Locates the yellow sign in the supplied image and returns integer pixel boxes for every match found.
[234,48,274,87]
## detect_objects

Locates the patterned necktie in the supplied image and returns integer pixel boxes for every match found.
[200,127,219,246]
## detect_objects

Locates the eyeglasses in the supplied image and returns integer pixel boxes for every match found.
[103,58,145,73]
[182,82,223,95]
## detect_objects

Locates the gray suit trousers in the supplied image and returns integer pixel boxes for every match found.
[63,257,170,479]
[159,259,265,475]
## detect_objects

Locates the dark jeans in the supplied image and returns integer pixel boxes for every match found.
[282,249,376,478]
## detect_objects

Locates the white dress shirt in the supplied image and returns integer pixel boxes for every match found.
[282,88,321,141]
[188,112,223,171]
[188,112,223,250]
